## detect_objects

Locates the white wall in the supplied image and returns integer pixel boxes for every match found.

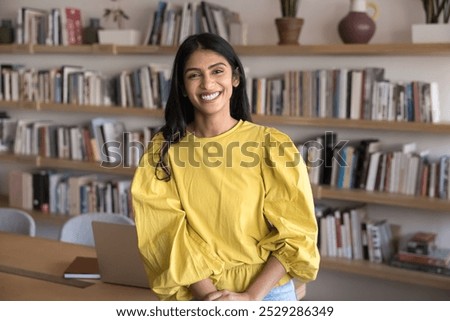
[1,0,449,300]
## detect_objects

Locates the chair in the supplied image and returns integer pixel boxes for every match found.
[59,212,135,247]
[0,207,36,236]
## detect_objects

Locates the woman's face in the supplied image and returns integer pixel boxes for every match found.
[183,49,239,119]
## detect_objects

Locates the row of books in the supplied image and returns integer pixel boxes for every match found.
[250,68,441,123]
[8,169,132,217]
[1,62,441,125]
[8,117,158,168]
[0,63,106,105]
[16,6,83,45]
[4,115,450,200]
[299,134,450,200]
[109,64,171,109]
[0,63,171,109]
[315,204,396,263]
[144,1,246,46]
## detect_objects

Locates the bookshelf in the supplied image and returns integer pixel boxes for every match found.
[1,0,450,298]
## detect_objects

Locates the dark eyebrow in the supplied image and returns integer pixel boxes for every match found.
[184,62,227,74]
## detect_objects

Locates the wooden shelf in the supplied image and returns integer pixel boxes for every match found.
[252,115,450,134]
[3,43,450,56]
[315,186,450,212]
[38,157,136,176]
[234,43,450,56]
[0,44,171,55]
[0,152,36,165]
[0,100,37,110]
[3,100,450,134]
[0,194,70,223]
[0,153,136,176]
[321,257,450,290]
[38,102,165,117]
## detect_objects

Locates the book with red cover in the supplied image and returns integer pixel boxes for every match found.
[63,256,100,279]
[62,7,83,45]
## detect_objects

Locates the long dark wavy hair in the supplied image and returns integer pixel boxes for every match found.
[155,33,252,181]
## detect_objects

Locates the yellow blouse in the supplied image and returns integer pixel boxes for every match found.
[131,120,320,300]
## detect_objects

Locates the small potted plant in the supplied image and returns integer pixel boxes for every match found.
[421,0,450,23]
[98,0,142,46]
[275,0,304,45]
[103,0,130,29]
[412,0,450,43]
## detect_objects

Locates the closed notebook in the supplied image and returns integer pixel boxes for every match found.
[63,256,100,279]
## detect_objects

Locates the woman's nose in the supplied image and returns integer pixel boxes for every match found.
[201,74,214,89]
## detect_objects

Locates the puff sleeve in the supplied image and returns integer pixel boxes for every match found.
[258,128,320,283]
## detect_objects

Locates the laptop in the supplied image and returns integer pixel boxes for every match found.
[92,221,150,288]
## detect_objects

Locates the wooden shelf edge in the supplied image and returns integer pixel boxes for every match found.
[38,157,136,176]
[321,257,450,290]
[38,102,165,117]
[116,45,176,55]
[0,154,135,176]
[0,43,33,53]
[3,43,450,56]
[252,115,450,134]
[0,152,37,165]
[234,43,450,56]
[315,185,450,212]
[0,195,70,223]
[5,99,449,134]
[0,100,38,110]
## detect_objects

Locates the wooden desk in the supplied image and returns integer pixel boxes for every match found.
[0,232,158,300]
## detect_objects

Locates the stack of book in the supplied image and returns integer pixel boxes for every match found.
[390,232,450,276]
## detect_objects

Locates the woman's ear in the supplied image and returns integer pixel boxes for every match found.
[232,68,240,87]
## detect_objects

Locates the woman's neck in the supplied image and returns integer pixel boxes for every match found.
[188,115,238,138]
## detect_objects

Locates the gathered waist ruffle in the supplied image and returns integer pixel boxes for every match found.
[211,263,292,293]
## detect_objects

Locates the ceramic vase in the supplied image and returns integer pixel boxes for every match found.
[338,0,379,44]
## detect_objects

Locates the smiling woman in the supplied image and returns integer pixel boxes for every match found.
[131,33,320,301]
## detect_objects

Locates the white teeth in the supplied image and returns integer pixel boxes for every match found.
[201,92,220,101]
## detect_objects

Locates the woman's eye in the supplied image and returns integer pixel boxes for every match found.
[212,69,224,75]
[187,73,200,79]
